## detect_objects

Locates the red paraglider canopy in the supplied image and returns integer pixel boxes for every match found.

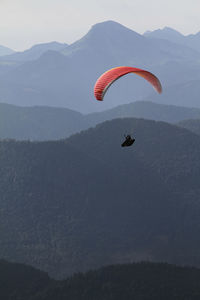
[94,66,162,101]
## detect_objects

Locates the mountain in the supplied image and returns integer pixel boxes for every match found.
[0,45,14,56]
[177,119,200,135]
[1,101,200,140]
[0,21,200,112]
[144,79,200,109]
[0,118,200,278]
[0,260,51,300]
[34,263,200,300]
[0,42,67,77]
[0,60,21,76]
[87,101,200,126]
[1,260,200,299]
[62,21,200,64]
[144,27,186,44]
[0,103,88,140]
[144,27,200,52]
[0,41,68,62]
[0,46,16,75]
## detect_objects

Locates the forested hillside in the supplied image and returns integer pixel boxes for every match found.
[1,260,200,300]
[0,118,200,278]
[177,119,200,135]
[0,260,51,300]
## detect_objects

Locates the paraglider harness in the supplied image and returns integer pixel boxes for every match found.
[121,134,135,147]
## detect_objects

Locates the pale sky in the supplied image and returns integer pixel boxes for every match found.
[0,0,200,51]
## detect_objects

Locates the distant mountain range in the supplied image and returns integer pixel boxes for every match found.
[0,101,200,140]
[1,260,200,300]
[0,45,14,56]
[144,26,200,52]
[0,21,200,112]
[0,102,88,140]
[1,118,200,278]
[0,42,67,76]
[0,41,68,62]
[87,100,200,127]
[144,79,200,109]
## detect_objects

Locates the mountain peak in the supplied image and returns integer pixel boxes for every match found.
[162,26,184,36]
[89,20,142,38]
[144,26,184,38]
[30,41,68,51]
[91,20,126,29]
[62,20,144,58]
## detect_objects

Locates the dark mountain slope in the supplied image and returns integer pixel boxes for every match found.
[34,263,200,300]
[0,118,200,278]
[0,260,51,300]
[1,260,200,300]
[177,119,200,136]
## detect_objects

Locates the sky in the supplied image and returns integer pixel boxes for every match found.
[0,0,200,51]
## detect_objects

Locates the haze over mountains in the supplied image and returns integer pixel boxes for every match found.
[0,21,200,112]
[1,101,200,140]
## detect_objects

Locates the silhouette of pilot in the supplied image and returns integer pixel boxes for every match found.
[121,134,135,147]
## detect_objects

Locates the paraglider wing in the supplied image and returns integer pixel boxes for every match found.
[94,66,162,101]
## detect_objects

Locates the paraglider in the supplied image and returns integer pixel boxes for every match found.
[94,66,162,147]
[121,135,135,147]
[94,66,162,101]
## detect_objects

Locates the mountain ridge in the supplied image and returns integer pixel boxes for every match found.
[0,101,200,141]
[144,26,200,52]
[0,41,68,62]
[1,260,200,299]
